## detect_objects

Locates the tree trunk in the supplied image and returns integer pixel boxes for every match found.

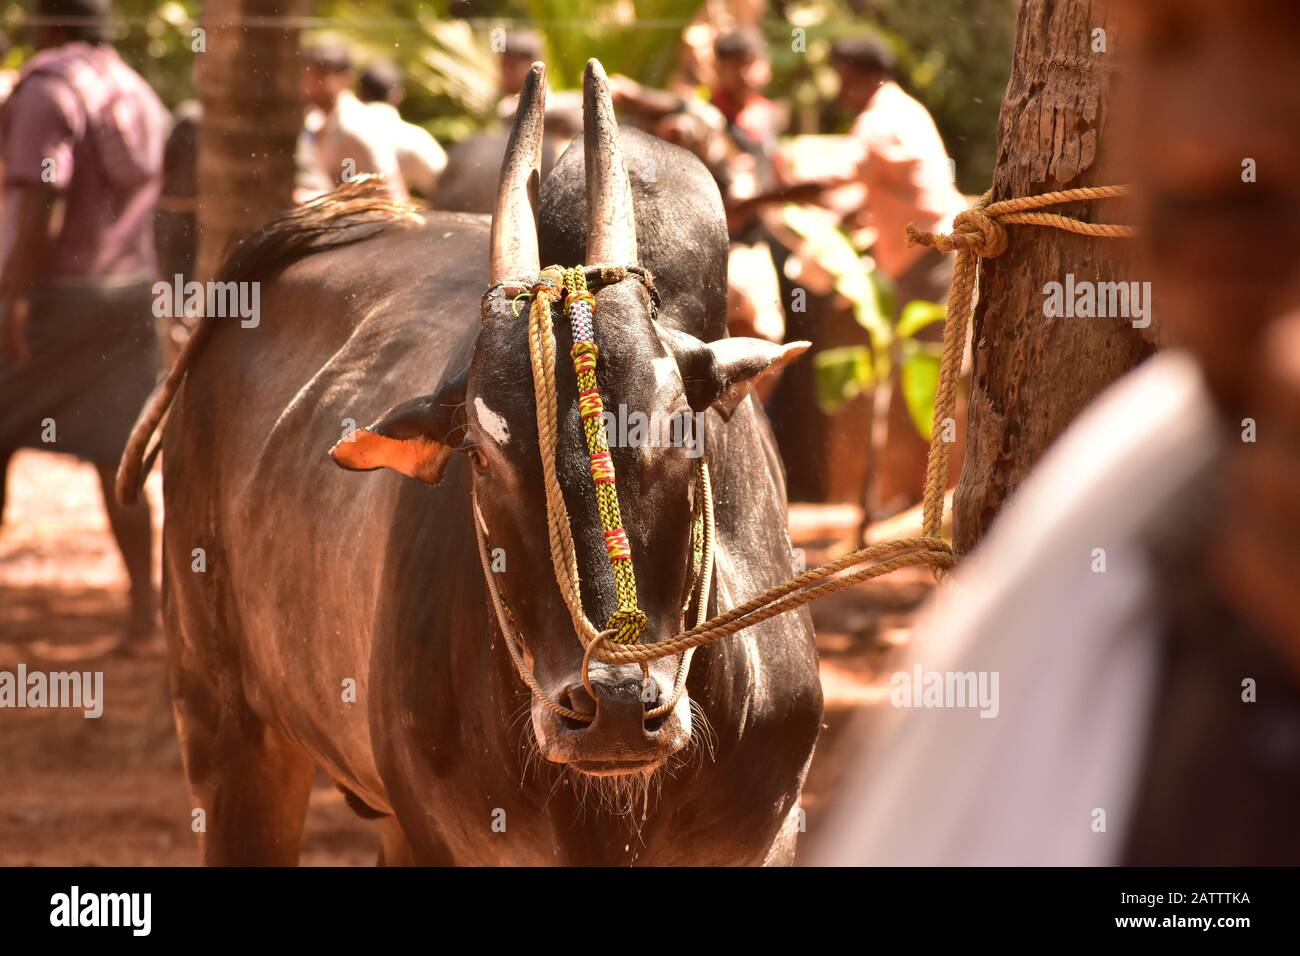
[953,0,1155,553]
[195,1,309,281]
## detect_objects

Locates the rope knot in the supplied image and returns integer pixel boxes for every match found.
[532,266,565,300]
[606,607,648,645]
[907,198,1008,259]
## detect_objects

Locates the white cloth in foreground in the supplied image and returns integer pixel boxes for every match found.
[814,351,1222,865]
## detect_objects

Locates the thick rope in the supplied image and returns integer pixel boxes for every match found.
[526,266,603,647]
[490,184,1135,687]
[643,456,714,720]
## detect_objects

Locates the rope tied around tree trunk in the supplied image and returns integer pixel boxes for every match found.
[481,185,1135,714]
[905,184,1133,542]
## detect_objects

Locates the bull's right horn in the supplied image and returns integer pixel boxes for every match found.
[583,58,638,265]
[489,61,546,287]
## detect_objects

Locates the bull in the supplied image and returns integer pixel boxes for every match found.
[120,60,822,865]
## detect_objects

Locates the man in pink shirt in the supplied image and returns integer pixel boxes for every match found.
[0,0,168,648]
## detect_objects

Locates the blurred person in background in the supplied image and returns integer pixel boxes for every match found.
[0,0,168,648]
[496,30,581,139]
[356,58,446,200]
[608,27,788,347]
[816,0,1300,865]
[833,35,970,512]
[498,28,542,101]
[301,42,406,200]
[830,36,968,312]
[710,26,779,184]
[735,34,972,511]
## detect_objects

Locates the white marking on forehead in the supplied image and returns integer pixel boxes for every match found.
[652,355,682,393]
[473,397,511,446]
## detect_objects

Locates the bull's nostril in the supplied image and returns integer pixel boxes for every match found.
[561,683,598,729]
[560,678,671,737]
[643,703,670,734]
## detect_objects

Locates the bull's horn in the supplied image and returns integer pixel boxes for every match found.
[583,58,638,264]
[489,61,546,286]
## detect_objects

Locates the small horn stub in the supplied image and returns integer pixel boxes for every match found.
[583,59,638,265]
[489,61,547,286]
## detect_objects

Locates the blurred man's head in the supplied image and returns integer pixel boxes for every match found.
[1125,0,1300,415]
[301,43,354,112]
[830,36,895,113]
[31,0,110,48]
[713,27,770,98]
[500,31,542,97]
[358,59,404,107]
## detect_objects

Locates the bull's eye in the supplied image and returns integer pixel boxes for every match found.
[461,443,489,473]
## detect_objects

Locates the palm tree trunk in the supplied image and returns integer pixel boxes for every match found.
[194,1,309,281]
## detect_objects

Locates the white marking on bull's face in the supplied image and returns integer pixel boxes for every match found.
[473,397,511,446]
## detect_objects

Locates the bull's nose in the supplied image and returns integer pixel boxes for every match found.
[560,677,669,736]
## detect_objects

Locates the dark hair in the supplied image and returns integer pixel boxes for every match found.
[33,0,111,44]
[358,59,402,104]
[502,30,543,60]
[302,42,353,74]
[830,36,896,78]
[713,27,766,63]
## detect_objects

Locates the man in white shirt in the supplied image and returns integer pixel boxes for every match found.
[816,0,1300,865]
[357,60,446,199]
[300,44,407,201]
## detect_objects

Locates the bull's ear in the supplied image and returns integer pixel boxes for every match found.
[329,378,467,486]
[660,327,810,420]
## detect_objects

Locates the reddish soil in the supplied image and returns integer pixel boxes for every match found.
[0,450,930,865]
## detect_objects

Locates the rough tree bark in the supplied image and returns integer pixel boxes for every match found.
[195,1,309,281]
[953,0,1157,553]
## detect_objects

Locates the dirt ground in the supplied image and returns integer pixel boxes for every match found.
[0,449,932,865]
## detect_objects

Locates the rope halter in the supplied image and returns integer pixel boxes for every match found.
[474,263,714,723]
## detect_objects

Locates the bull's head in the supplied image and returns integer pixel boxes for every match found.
[332,61,805,780]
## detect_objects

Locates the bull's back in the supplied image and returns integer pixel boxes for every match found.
[163,212,488,800]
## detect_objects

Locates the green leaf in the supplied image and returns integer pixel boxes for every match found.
[813,346,875,415]
[900,342,943,439]
[778,204,894,358]
[896,299,947,340]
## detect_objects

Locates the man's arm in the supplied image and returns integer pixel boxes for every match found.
[1,72,79,364]
[1,184,58,364]
[607,74,691,119]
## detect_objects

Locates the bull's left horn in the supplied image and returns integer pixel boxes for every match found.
[583,58,638,265]
[489,61,547,286]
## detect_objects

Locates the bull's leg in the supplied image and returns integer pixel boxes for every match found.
[172,675,316,865]
[94,462,157,641]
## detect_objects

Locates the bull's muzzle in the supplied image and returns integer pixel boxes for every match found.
[535,665,691,775]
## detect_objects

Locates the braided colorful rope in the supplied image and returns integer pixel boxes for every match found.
[529,265,649,645]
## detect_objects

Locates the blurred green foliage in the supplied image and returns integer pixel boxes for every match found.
[0,0,1014,185]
